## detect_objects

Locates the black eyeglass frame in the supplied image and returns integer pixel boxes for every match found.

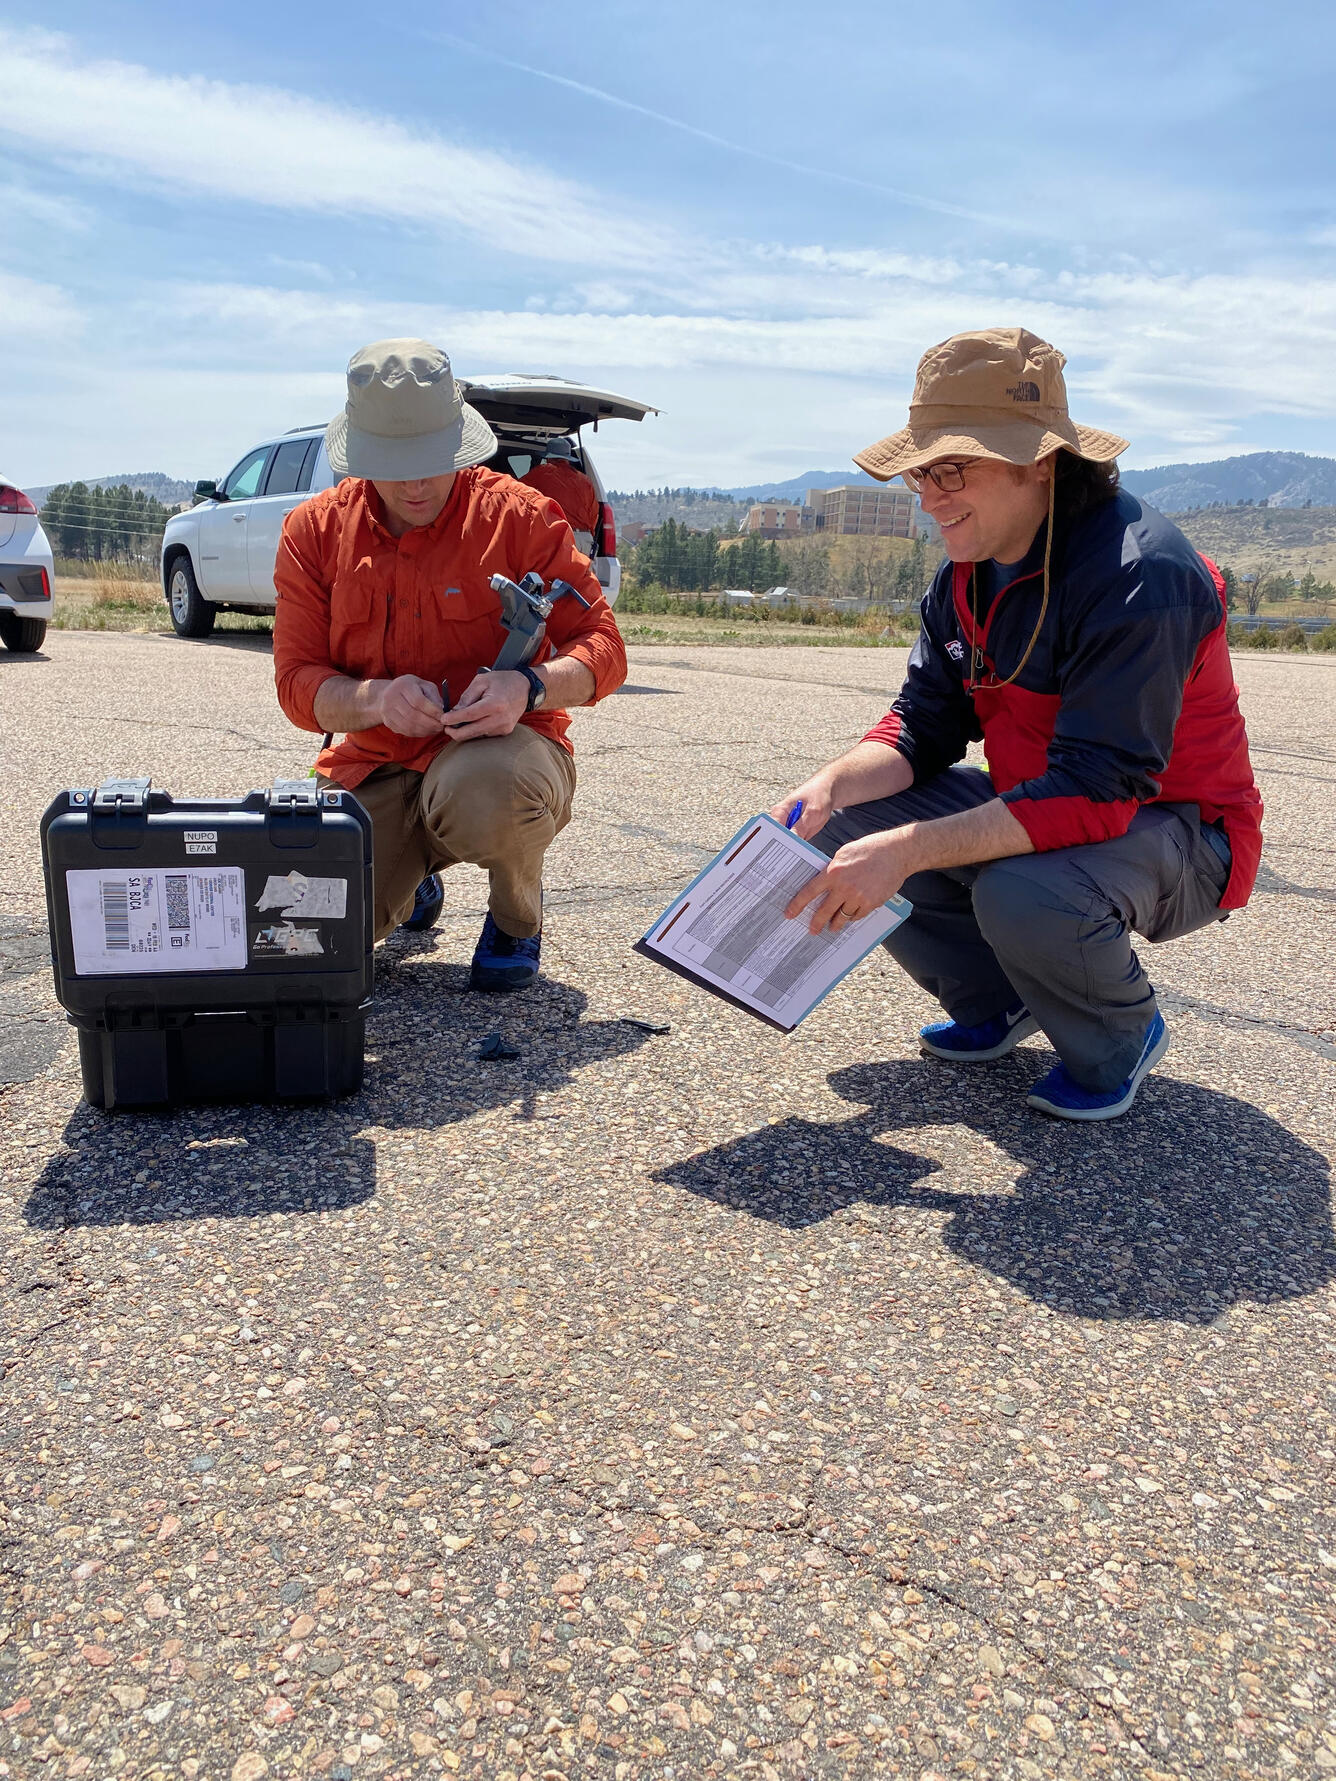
[901,459,974,494]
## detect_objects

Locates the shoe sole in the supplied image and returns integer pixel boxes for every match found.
[470,968,538,993]
[399,908,443,933]
[1026,1021,1171,1121]
[398,879,445,933]
[919,1014,1039,1063]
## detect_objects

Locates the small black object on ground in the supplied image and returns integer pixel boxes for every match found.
[620,1017,671,1035]
[477,1032,522,1060]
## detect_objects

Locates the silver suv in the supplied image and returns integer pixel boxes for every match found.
[160,374,656,638]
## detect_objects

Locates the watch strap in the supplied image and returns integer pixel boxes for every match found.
[517,664,546,711]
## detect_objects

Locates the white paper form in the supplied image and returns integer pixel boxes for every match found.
[634,815,911,1032]
[66,867,247,976]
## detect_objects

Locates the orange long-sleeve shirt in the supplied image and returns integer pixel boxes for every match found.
[273,469,626,789]
[519,459,600,534]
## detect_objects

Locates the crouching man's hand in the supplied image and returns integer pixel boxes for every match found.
[786,833,912,934]
[768,771,836,842]
[375,675,448,736]
[440,669,530,741]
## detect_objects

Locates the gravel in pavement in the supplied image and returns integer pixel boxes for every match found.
[0,632,1333,1781]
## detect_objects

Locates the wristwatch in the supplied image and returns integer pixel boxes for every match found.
[516,664,547,711]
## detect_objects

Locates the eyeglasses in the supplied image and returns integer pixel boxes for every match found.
[902,460,972,494]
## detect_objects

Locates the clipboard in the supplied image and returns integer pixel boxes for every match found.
[633,813,911,1032]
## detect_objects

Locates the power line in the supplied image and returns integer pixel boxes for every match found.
[37,502,179,522]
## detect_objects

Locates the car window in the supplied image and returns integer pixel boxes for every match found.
[297,437,321,491]
[222,447,272,501]
[264,438,318,497]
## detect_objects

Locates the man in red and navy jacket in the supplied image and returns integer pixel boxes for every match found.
[776,327,1262,1122]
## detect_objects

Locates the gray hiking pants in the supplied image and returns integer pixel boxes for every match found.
[816,767,1232,1092]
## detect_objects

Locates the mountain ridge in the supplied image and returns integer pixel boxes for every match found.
[27,472,194,508]
[725,453,1336,509]
[24,450,1336,516]
[1118,451,1336,511]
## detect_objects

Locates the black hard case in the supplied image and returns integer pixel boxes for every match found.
[41,778,373,1109]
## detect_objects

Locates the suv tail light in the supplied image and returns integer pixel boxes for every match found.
[599,501,616,560]
[0,485,38,515]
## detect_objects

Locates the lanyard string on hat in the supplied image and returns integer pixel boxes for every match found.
[968,467,1055,693]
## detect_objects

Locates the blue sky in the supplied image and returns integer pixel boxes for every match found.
[3,1,1336,490]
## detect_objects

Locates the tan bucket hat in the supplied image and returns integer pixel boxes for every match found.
[326,338,497,480]
[854,327,1128,483]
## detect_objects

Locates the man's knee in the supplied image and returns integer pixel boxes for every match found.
[421,736,572,861]
[971,856,1087,951]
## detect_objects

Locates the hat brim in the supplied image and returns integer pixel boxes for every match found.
[325,399,497,480]
[853,419,1128,483]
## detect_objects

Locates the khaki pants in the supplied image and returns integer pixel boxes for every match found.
[322,729,576,943]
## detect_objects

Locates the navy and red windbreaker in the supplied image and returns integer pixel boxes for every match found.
[864,490,1263,909]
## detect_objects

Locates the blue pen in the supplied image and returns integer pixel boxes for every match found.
[786,801,804,831]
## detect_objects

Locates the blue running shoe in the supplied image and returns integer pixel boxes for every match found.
[920,999,1038,1062]
[1026,1012,1170,1121]
[399,872,444,933]
[470,912,541,991]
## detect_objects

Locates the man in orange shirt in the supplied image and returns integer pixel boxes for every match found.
[520,436,600,540]
[273,338,626,991]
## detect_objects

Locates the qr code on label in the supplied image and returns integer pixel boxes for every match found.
[165,874,191,932]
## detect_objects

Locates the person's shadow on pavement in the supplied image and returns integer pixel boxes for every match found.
[24,978,652,1230]
[656,1057,1335,1324]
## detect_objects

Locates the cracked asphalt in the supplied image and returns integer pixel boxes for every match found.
[1,630,1334,1781]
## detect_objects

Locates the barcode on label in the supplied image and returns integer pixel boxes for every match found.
[101,882,130,950]
[165,874,191,931]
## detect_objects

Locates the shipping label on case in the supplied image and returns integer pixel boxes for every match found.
[66,867,247,975]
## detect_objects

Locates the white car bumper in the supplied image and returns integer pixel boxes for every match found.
[0,526,54,615]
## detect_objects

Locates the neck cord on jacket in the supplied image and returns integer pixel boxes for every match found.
[968,469,1056,692]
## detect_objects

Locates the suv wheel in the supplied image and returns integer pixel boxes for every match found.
[0,613,47,653]
[167,553,216,638]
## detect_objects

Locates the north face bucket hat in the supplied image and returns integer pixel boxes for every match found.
[325,338,497,480]
[854,327,1128,482]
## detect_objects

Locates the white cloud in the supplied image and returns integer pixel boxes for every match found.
[0,26,675,270]
[0,182,91,232]
[3,27,1335,487]
[153,266,1336,420]
[0,270,84,341]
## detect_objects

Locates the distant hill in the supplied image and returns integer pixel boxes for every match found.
[611,469,899,533]
[1170,504,1336,581]
[28,472,194,508]
[720,469,883,501]
[608,488,749,530]
[1122,451,1336,511]
[725,454,1336,508]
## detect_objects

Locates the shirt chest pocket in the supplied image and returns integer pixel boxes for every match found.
[329,564,389,679]
[423,574,507,674]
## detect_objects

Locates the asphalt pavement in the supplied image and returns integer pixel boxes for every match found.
[1,630,1334,1781]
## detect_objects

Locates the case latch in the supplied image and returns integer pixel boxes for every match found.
[89,776,151,850]
[266,778,320,847]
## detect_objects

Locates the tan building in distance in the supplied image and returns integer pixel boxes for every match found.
[740,501,807,539]
[807,484,917,538]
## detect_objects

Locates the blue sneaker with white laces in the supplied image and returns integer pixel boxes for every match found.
[470,912,542,991]
[1026,1011,1170,1121]
[919,998,1038,1062]
[399,872,444,933]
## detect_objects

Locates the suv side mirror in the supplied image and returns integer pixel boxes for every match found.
[194,479,221,502]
